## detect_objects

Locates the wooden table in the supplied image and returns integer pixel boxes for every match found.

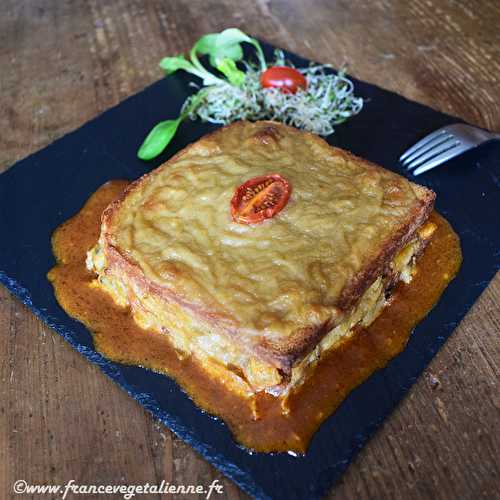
[1,1,499,498]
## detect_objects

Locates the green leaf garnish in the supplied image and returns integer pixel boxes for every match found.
[216,58,245,86]
[212,28,266,70]
[159,55,195,75]
[193,33,219,55]
[159,54,223,86]
[189,28,266,82]
[137,91,207,160]
[137,118,182,160]
[195,30,244,67]
[139,28,268,160]
[194,33,242,66]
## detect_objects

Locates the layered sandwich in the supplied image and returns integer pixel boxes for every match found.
[87,121,436,398]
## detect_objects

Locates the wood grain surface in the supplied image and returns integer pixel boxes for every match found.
[1,1,499,499]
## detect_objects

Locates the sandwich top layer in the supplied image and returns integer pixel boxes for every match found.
[100,121,434,360]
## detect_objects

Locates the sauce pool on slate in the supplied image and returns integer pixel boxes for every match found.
[47,180,462,453]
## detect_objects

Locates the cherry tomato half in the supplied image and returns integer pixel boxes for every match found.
[231,174,291,224]
[260,66,307,94]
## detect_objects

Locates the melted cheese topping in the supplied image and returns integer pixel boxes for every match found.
[104,122,429,341]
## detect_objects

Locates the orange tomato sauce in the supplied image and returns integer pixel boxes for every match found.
[48,180,462,453]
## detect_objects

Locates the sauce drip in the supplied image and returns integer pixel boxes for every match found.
[48,181,462,453]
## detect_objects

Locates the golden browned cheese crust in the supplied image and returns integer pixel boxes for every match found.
[94,121,435,378]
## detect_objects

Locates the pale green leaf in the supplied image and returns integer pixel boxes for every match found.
[216,58,245,86]
[193,33,218,55]
[137,118,182,160]
[159,55,195,75]
[214,29,266,69]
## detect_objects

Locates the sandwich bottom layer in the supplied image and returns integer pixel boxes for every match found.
[48,181,462,453]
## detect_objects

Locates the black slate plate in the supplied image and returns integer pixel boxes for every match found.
[0,41,499,500]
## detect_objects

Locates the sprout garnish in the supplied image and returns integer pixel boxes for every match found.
[138,28,363,161]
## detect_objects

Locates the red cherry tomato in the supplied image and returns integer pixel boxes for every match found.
[260,66,307,94]
[231,174,291,224]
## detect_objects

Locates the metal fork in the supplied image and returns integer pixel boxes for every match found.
[400,123,500,176]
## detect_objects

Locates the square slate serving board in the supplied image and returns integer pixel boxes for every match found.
[0,41,499,500]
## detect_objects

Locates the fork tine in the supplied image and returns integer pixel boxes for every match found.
[405,140,460,170]
[402,135,454,167]
[399,128,448,161]
[412,143,470,176]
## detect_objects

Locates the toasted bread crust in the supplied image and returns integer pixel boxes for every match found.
[96,121,435,376]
